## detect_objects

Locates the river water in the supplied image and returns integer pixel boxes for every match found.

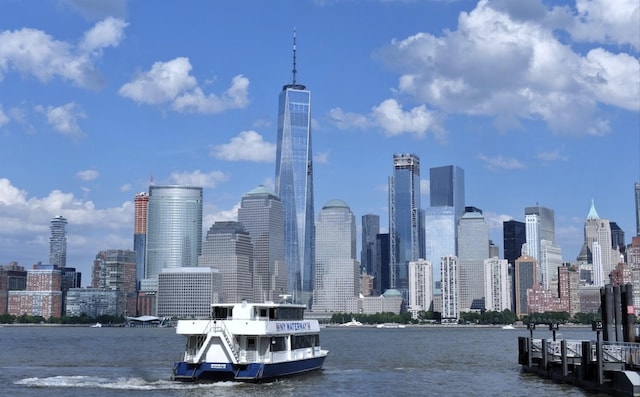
[0,324,608,396]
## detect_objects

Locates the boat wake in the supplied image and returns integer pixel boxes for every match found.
[15,375,241,390]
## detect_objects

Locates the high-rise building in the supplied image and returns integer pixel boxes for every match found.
[199,221,253,303]
[514,255,537,318]
[49,215,67,267]
[361,214,380,276]
[429,165,465,221]
[457,209,489,260]
[635,182,640,236]
[389,153,425,297]
[144,185,203,283]
[91,249,137,317]
[8,266,62,319]
[425,206,456,290]
[238,185,287,302]
[157,267,222,319]
[503,220,526,265]
[408,259,433,319]
[274,32,315,300]
[312,200,359,312]
[457,209,490,311]
[133,192,149,288]
[484,257,511,312]
[583,200,617,282]
[375,233,390,295]
[441,255,458,322]
[524,205,555,285]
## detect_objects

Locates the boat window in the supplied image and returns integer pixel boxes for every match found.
[270,337,286,352]
[292,335,316,349]
[247,338,256,350]
[259,308,267,318]
[212,306,232,320]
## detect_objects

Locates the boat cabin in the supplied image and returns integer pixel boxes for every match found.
[211,302,306,322]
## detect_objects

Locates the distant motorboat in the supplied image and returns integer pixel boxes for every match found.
[376,323,406,329]
[90,322,102,328]
[501,324,515,330]
[340,318,363,327]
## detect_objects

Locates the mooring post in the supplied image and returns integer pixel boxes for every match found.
[596,327,603,385]
[614,285,623,342]
[561,339,568,377]
[542,338,548,369]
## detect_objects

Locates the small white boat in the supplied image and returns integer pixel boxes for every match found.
[501,324,515,330]
[172,300,328,382]
[376,323,406,329]
[339,318,363,327]
[90,322,102,328]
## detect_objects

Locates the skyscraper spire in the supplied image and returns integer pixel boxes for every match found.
[283,28,305,91]
[292,27,297,86]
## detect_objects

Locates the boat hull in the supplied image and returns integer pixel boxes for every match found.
[172,355,327,382]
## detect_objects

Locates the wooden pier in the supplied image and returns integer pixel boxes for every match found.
[519,284,640,396]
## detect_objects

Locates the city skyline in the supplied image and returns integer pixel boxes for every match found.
[0,1,638,284]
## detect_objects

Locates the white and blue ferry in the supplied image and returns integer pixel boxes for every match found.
[172,300,328,382]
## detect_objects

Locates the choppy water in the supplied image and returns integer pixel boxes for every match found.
[0,324,608,396]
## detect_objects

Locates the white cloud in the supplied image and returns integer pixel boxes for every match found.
[328,99,443,139]
[478,153,526,171]
[168,170,228,188]
[210,130,276,162]
[76,169,99,181]
[378,0,639,135]
[120,183,132,192]
[119,57,250,114]
[420,179,430,196]
[203,202,240,228]
[567,0,640,50]
[0,105,8,127]
[36,102,87,138]
[80,17,129,54]
[537,149,569,162]
[0,18,127,89]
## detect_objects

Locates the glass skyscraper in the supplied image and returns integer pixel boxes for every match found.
[429,165,465,221]
[361,214,380,276]
[49,215,67,267]
[389,153,425,296]
[238,185,287,302]
[144,185,203,280]
[275,33,315,300]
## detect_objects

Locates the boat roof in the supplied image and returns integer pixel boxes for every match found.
[212,301,307,309]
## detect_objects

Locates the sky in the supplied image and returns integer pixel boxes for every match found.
[0,0,638,286]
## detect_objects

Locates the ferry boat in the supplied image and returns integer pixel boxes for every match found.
[171,300,328,382]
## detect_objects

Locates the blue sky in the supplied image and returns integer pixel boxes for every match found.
[0,0,638,285]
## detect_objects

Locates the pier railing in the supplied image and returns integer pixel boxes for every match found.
[529,338,640,367]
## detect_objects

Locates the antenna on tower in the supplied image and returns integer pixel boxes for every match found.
[149,171,154,186]
[292,27,298,85]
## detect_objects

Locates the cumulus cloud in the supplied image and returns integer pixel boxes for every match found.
[376,0,639,135]
[76,169,99,181]
[478,153,526,171]
[36,102,87,138]
[168,169,228,188]
[210,130,276,162]
[328,99,443,139]
[119,57,250,114]
[0,18,127,89]
[314,151,329,165]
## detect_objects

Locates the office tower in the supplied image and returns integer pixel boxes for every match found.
[503,220,526,265]
[592,241,604,286]
[91,249,137,316]
[583,200,617,282]
[484,258,511,312]
[133,192,149,287]
[361,214,380,275]
[610,221,625,255]
[49,215,67,267]
[389,153,425,297]
[0,262,27,314]
[514,255,537,318]
[429,165,465,220]
[525,205,555,285]
[440,255,458,322]
[635,182,640,236]
[144,185,203,282]
[457,209,489,310]
[157,267,222,318]
[408,259,433,319]
[238,185,287,302]
[312,200,359,312]
[375,233,390,295]
[425,206,456,291]
[274,32,315,299]
[539,240,562,290]
[199,221,253,303]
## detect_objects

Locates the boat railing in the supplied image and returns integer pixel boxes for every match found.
[208,320,240,363]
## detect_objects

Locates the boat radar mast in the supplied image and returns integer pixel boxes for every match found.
[283,28,306,91]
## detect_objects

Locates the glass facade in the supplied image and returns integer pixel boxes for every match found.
[238,185,286,302]
[425,206,456,289]
[389,153,425,297]
[457,210,489,260]
[361,214,380,275]
[429,165,465,221]
[145,185,203,279]
[49,215,67,267]
[275,84,315,297]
